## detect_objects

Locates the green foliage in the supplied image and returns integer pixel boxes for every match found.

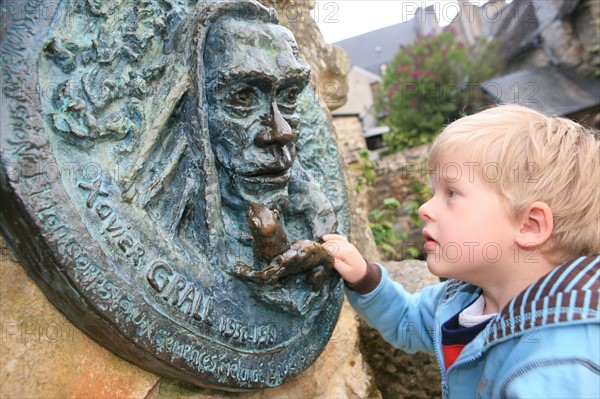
[368,172,433,260]
[404,175,432,228]
[353,149,377,193]
[376,31,501,153]
[369,195,425,260]
[399,175,432,260]
[369,197,401,258]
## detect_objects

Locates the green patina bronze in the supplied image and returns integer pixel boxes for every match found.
[0,0,348,390]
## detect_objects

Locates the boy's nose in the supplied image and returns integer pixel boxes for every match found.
[418,200,433,222]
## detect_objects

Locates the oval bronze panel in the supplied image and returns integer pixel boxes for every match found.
[0,0,349,390]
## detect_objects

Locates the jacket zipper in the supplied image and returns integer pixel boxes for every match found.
[435,350,449,398]
[434,286,485,397]
[440,350,485,398]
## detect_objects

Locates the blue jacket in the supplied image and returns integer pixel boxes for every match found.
[346,256,600,398]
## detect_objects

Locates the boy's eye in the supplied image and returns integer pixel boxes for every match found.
[448,189,457,198]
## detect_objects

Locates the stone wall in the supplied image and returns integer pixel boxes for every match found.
[366,145,432,258]
[539,0,600,79]
[332,115,368,166]
[0,237,161,398]
[572,0,600,79]
[367,144,431,210]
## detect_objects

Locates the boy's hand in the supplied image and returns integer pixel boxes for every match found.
[321,234,367,283]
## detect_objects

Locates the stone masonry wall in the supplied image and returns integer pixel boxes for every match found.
[332,115,368,166]
[367,144,432,210]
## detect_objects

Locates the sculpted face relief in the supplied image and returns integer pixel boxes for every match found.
[204,18,311,208]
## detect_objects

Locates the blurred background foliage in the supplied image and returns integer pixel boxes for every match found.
[376,31,502,153]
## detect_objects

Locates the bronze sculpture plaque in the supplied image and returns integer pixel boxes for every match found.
[0,0,349,390]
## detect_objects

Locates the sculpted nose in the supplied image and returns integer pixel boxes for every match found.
[255,102,295,147]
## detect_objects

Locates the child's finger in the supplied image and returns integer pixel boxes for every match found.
[331,258,366,284]
[331,258,353,276]
[323,240,357,260]
[321,234,348,242]
[322,240,349,259]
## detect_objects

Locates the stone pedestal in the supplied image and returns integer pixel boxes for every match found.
[0,236,160,398]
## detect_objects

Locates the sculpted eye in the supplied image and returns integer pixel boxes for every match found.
[277,86,301,112]
[227,87,257,110]
[283,87,299,103]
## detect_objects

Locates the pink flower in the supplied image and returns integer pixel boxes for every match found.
[387,85,399,100]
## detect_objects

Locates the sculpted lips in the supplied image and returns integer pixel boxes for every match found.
[239,167,291,185]
[238,147,294,185]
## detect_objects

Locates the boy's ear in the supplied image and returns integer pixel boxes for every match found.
[515,201,553,249]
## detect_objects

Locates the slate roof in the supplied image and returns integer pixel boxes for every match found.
[486,0,582,60]
[486,0,540,59]
[481,65,600,116]
[334,19,423,76]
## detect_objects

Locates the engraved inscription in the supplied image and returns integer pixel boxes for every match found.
[218,316,277,347]
[114,294,157,339]
[161,335,309,386]
[77,181,147,270]
[147,261,215,326]
[78,178,109,208]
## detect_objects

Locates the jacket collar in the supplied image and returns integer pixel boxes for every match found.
[483,256,599,346]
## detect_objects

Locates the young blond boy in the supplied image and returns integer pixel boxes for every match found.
[323,105,599,398]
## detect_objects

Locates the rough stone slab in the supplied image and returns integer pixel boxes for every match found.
[383,260,441,292]
[0,236,160,399]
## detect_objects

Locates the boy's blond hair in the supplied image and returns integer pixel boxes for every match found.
[428,105,599,262]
